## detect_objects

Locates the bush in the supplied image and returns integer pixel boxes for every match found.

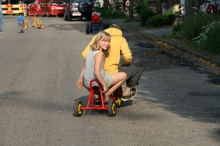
[134,0,154,26]
[193,21,220,54]
[147,15,163,27]
[181,14,220,41]
[95,7,128,19]
[147,13,176,27]
[160,13,176,25]
[171,22,183,36]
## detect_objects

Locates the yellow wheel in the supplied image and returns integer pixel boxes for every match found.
[74,101,83,117]
[24,24,28,29]
[37,24,41,29]
[116,87,123,108]
[40,24,45,29]
[108,100,117,116]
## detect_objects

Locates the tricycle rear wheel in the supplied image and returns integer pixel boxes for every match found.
[116,87,123,108]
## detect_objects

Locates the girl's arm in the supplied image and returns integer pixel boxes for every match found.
[77,64,85,90]
[94,52,108,92]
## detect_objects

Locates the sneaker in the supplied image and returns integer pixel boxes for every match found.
[121,88,137,101]
[0,30,3,33]
[130,88,137,97]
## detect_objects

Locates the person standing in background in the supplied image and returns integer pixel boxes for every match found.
[125,0,130,11]
[108,0,115,11]
[0,0,6,33]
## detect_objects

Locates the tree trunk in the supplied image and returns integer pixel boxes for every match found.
[123,0,126,11]
[185,0,193,18]
[156,0,162,15]
[104,0,108,8]
[129,0,134,20]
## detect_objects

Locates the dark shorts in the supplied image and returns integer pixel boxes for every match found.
[119,60,144,88]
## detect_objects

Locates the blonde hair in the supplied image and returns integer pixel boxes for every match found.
[90,31,111,53]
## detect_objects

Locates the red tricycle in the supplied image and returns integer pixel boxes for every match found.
[74,79,123,117]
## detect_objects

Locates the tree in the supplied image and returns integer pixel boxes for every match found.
[156,0,162,15]
[104,0,108,8]
[185,0,193,18]
[129,0,134,20]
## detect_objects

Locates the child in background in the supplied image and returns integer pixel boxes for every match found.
[17,13,24,33]
[91,8,101,23]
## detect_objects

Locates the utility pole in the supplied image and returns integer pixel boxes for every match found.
[185,0,193,18]
[156,0,162,15]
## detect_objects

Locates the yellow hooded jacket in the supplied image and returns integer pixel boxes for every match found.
[82,28,132,74]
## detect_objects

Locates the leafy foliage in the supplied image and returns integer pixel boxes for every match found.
[147,13,176,27]
[193,21,220,54]
[95,7,128,19]
[171,22,184,36]
[171,14,220,54]
[163,13,176,25]
[134,0,154,26]
[181,14,220,41]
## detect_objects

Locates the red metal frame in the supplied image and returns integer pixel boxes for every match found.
[80,79,116,111]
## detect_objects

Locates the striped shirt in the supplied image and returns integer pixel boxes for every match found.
[84,49,111,89]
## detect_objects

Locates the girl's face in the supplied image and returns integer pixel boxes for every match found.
[99,38,110,51]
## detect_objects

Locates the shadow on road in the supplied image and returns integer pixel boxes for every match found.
[0,91,72,112]
[125,28,220,143]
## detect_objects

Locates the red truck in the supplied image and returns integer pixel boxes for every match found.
[47,0,66,17]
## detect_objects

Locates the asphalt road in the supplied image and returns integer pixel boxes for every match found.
[0,16,220,146]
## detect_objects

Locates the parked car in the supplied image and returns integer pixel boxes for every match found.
[47,0,66,17]
[64,0,94,21]
[28,0,47,16]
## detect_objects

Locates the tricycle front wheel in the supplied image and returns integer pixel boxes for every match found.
[108,100,117,116]
[74,100,83,117]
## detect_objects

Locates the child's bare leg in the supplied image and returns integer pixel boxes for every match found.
[93,94,99,100]
[105,72,127,100]
[86,87,100,101]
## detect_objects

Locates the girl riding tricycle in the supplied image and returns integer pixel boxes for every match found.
[75,31,127,116]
